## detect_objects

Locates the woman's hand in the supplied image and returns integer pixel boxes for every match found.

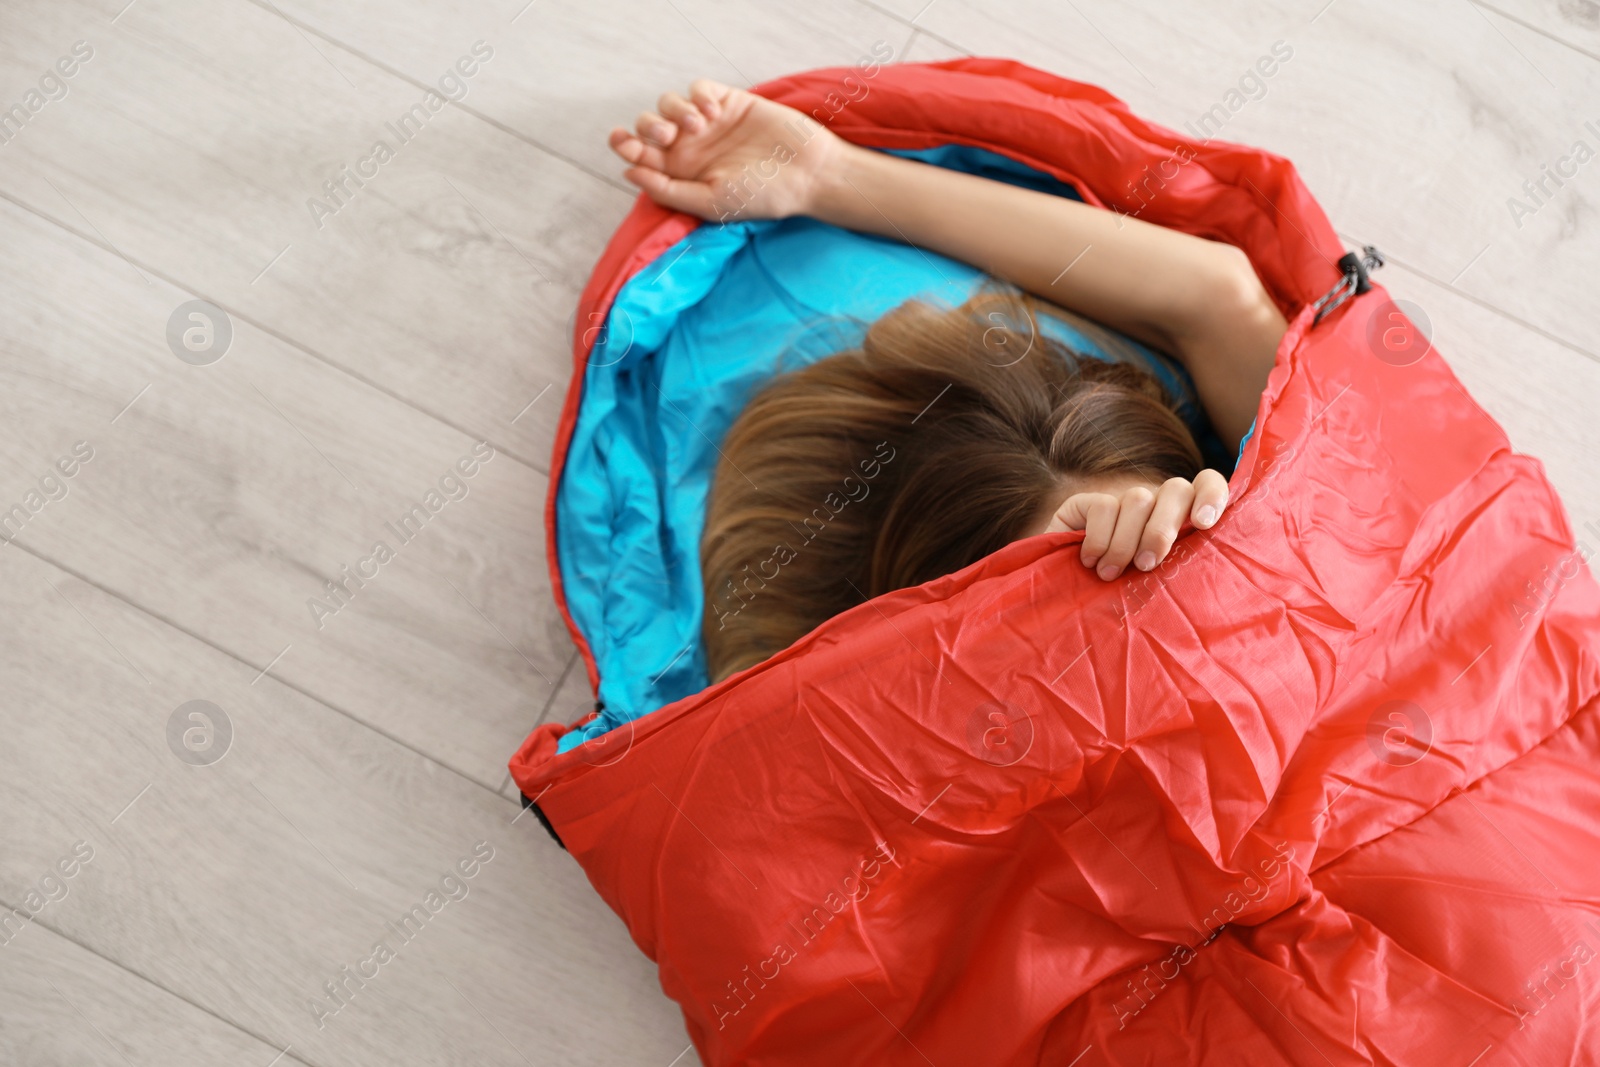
[608,79,849,222]
[1044,471,1229,580]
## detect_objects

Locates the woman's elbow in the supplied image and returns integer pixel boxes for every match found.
[1179,243,1288,357]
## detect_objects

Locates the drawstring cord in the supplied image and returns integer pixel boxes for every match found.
[1311,245,1385,324]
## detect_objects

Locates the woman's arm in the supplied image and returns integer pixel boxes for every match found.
[808,148,1285,447]
[610,79,1288,448]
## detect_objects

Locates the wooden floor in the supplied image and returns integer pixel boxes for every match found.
[1,0,1596,1063]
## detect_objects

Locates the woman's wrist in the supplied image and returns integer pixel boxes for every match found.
[803,139,884,227]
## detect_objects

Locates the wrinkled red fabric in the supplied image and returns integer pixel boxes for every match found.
[512,59,1600,1066]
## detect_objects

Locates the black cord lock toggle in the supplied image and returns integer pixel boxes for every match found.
[1311,245,1385,325]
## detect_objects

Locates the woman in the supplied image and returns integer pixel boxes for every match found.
[608,79,1289,682]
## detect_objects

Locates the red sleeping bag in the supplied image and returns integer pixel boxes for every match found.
[512,59,1600,1065]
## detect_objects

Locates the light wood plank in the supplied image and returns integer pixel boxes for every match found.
[257,0,932,176]
[1469,0,1600,61]
[0,0,630,468]
[0,551,689,1065]
[0,923,314,1067]
[0,197,566,790]
[898,27,970,63]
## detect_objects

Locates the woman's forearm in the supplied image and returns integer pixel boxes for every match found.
[806,143,1285,447]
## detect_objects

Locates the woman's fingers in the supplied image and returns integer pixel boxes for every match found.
[656,91,706,134]
[620,166,717,218]
[1075,496,1121,569]
[1045,471,1231,581]
[1134,478,1195,572]
[613,123,697,211]
[688,78,732,120]
[634,109,678,147]
[608,127,667,171]
[1095,485,1158,579]
[1191,468,1230,529]
[1042,492,1114,551]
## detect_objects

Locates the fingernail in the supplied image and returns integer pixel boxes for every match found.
[1097,563,1119,580]
[1135,551,1156,572]
[1196,505,1217,528]
[1082,554,1100,569]
[684,113,704,132]
[651,122,672,141]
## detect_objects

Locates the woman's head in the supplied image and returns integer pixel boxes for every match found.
[700,289,1203,682]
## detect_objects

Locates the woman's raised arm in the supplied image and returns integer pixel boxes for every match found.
[609,79,1287,449]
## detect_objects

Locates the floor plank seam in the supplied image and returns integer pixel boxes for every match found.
[536,650,583,730]
[1467,0,1600,67]
[0,189,551,475]
[235,0,636,196]
[856,0,974,58]
[1334,227,1600,370]
[4,536,517,804]
[1,907,323,1067]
